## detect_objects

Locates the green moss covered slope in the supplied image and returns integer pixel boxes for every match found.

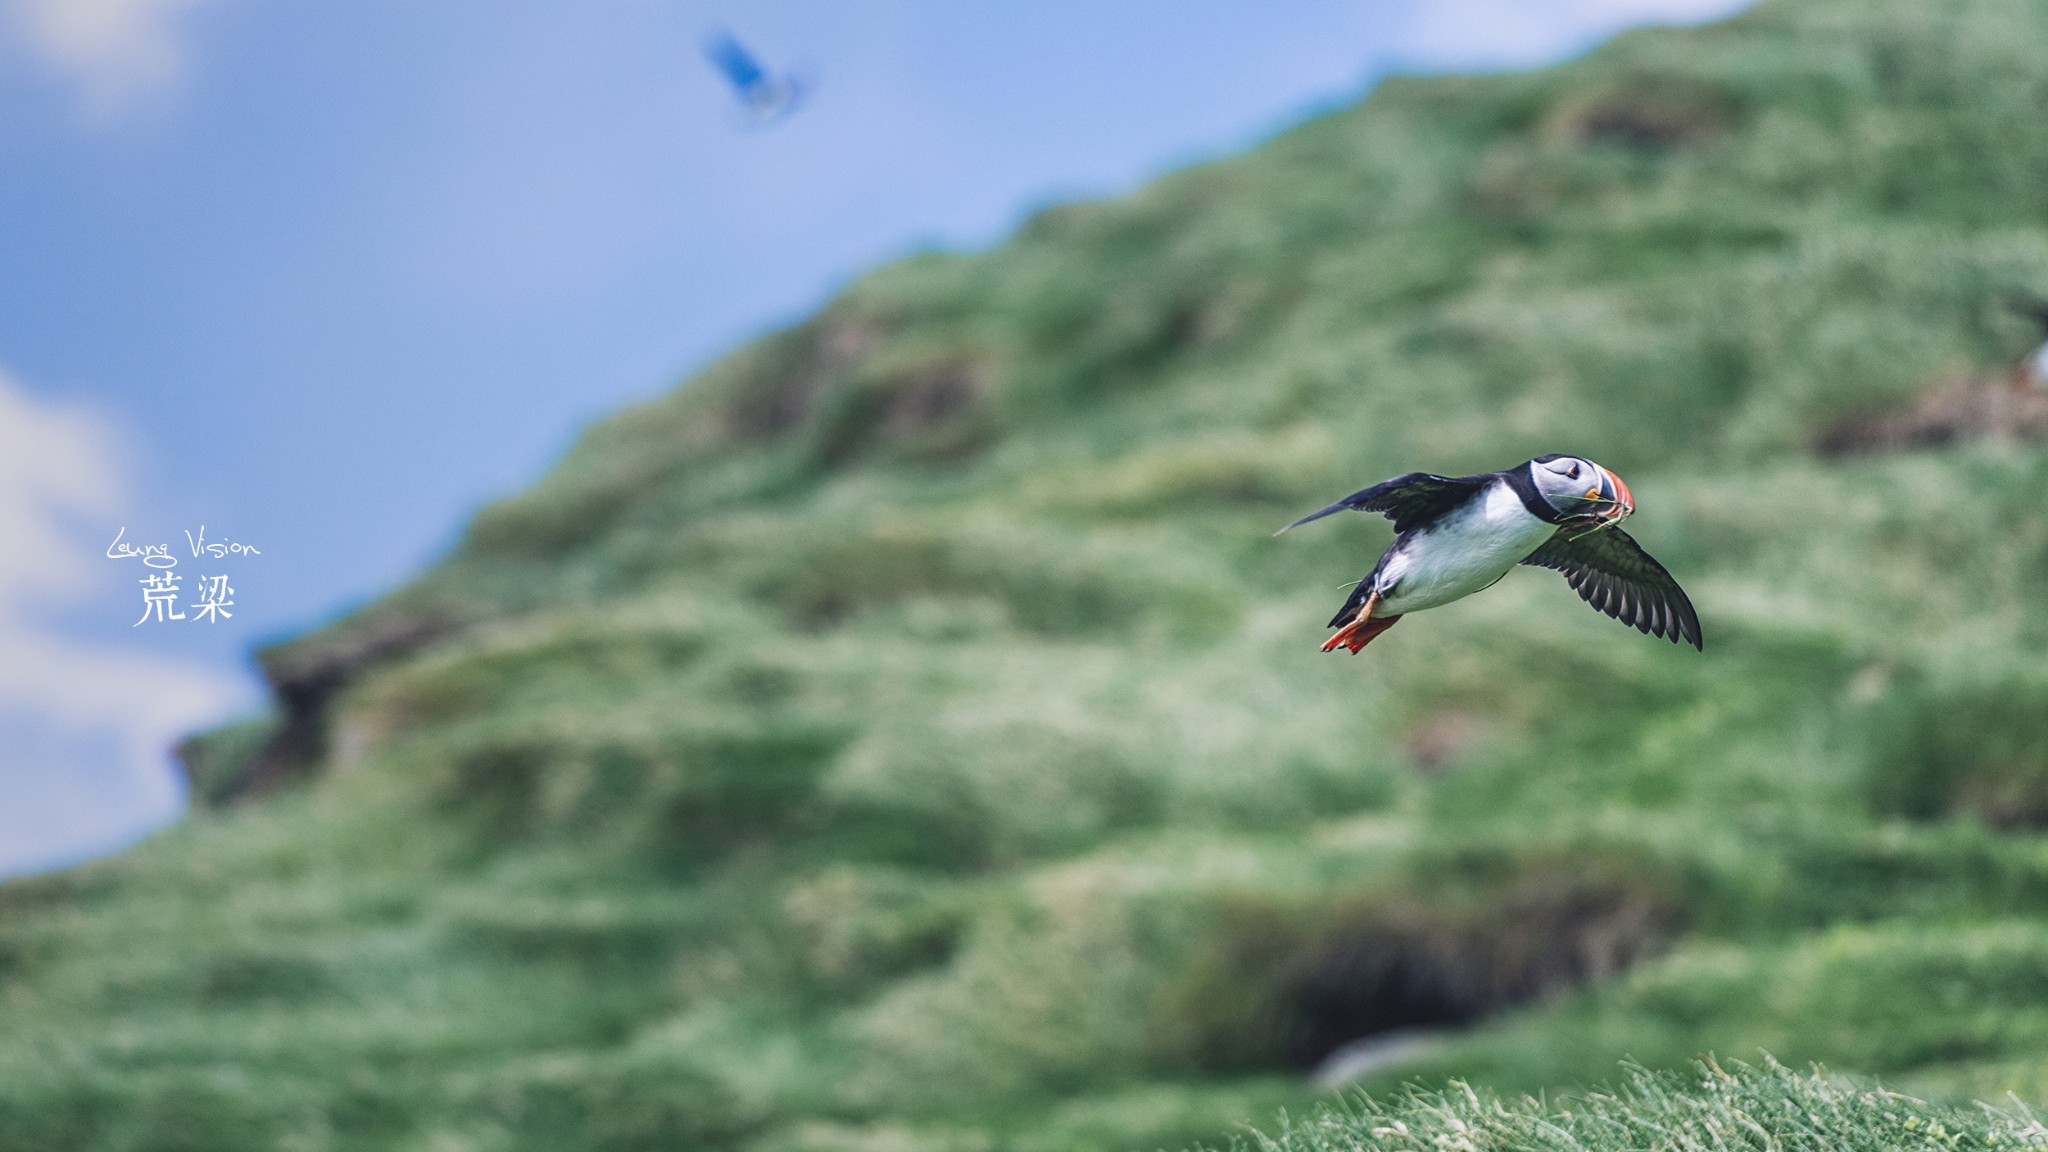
[14,0,2048,1148]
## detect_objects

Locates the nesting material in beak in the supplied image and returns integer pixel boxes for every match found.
[1597,466,1634,523]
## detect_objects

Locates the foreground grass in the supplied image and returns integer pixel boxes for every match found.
[1250,1060,2047,1152]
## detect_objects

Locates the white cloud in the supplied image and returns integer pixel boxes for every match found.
[0,371,244,874]
[1398,0,1753,70]
[1,0,217,115]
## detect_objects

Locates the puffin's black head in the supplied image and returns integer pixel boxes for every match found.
[1529,455,1633,525]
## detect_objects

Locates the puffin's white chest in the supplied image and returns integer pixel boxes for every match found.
[1375,483,1557,615]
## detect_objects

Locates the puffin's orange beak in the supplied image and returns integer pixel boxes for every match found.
[1596,465,1634,522]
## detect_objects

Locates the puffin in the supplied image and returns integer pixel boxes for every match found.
[2009,295,2048,391]
[1276,455,1702,653]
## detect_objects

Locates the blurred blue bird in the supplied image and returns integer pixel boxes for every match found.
[703,29,805,125]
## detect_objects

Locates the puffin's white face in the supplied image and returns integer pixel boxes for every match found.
[1531,455,1634,524]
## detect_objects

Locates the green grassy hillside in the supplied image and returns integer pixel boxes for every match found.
[14,0,2048,1148]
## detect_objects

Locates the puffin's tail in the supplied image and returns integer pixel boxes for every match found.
[1322,612,1400,654]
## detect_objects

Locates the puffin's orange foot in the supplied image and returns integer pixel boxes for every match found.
[1322,613,1401,653]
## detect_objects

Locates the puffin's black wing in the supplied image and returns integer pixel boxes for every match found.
[1275,473,1491,537]
[1520,526,1703,650]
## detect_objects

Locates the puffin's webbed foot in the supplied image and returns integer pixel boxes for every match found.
[1322,591,1401,653]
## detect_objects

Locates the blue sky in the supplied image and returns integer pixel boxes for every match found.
[0,0,1748,876]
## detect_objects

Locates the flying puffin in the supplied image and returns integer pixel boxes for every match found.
[1277,455,1702,653]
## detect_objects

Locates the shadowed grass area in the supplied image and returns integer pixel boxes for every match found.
[11,0,2048,1148]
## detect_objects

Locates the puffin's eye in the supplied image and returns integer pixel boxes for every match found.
[1565,462,1582,480]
